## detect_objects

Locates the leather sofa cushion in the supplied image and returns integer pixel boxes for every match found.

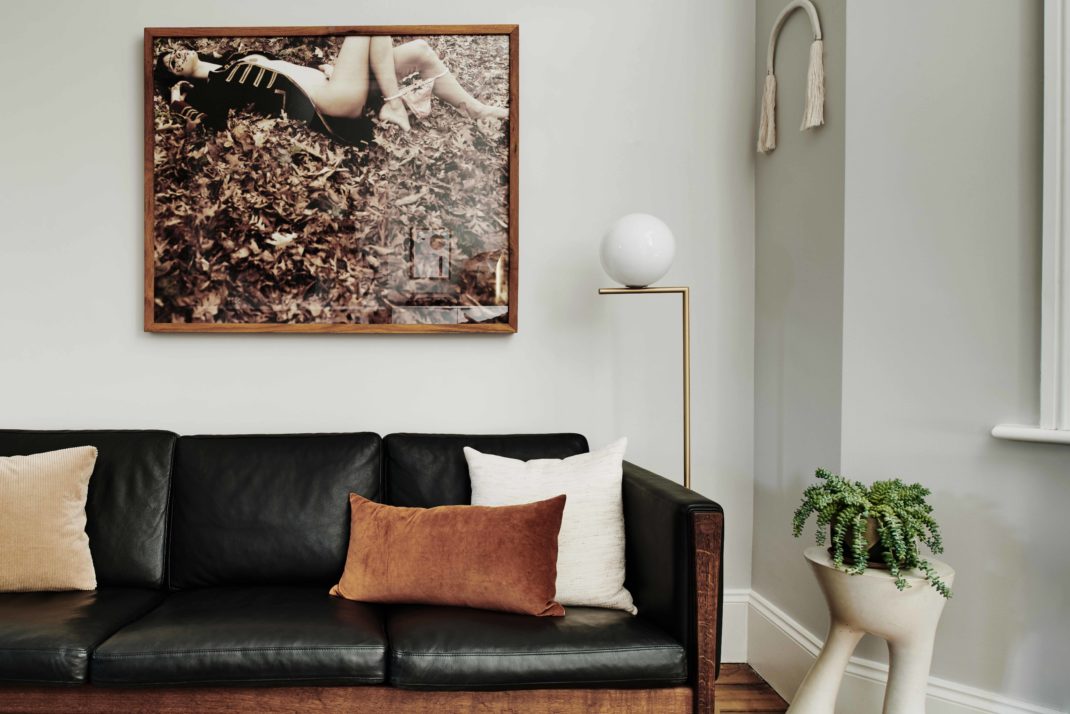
[169,434,380,588]
[332,494,566,616]
[387,605,687,689]
[0,430,176,588]
[92,587,387,686]
[383,433,589,507]
[0,588,163,684]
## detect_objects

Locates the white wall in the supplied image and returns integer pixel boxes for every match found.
[0,2,755,591]
[842,2,1068,708]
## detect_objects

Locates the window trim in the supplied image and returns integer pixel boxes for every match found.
[992,0,1070,444]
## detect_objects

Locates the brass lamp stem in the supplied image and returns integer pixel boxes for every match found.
[599,286,691,490]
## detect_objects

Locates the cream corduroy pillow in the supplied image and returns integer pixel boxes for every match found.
[466,438,636,614]
[0,446,98,591]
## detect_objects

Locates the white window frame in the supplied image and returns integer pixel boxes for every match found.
[993,0,1070,444]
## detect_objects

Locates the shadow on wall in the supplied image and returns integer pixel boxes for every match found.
[980,439,1070,708]
[922,490,1022,686]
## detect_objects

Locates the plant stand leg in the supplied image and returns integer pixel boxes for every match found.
[786,621,864,714]
[882,620,939,713]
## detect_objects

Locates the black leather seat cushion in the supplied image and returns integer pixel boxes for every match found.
[387,605,686,690]
[168,433,380,588]
[92,587,386,686]
[0,588,163,685]
[0,430,176,588]
[383,433,589,507]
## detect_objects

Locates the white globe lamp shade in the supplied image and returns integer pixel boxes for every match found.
[600,214,676,288]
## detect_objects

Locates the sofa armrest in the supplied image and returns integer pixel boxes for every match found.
[622,461,723,711]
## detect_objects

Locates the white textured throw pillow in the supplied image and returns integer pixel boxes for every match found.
[466,438,636,614]
[0,446,98,591]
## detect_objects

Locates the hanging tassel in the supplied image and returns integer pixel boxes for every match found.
[757,72,777,154]
[758,0,824,153]
[801,39,825,130]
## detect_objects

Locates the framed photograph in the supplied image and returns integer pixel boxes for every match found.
[144,25,518,333]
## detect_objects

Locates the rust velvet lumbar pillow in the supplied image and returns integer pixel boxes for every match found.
[0,446,98,592]
[330,494,566,616]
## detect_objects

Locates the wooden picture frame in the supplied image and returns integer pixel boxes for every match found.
[144,26,518,333]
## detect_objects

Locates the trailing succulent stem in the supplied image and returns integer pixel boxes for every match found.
[792,468,951,598]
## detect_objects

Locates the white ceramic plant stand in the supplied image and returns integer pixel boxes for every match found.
[787,546,954,714]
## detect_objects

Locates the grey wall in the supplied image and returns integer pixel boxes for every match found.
[753,0,1070,709]
[843,1,1068,707]
[752,0,846,653]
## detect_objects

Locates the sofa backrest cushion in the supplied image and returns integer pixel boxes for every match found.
[383,434,589,508]
[168,433,380,589]
[0,429,176,588]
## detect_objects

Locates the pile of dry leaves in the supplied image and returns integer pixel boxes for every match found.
[151,34,510,325]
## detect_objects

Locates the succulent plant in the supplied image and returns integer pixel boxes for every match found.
[792,468,951,598]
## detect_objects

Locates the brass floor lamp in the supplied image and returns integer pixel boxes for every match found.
[599,214,691,490]
[598,286,691,489]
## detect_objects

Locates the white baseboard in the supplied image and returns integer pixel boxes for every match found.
[721,589,750,663]
[739,590,1065,714]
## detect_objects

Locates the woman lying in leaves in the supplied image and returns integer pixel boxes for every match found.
[154,36,508,145]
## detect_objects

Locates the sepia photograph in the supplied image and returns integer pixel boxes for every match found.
[144,26,518,333]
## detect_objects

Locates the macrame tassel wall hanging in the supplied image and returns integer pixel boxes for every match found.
[757,0,825,154]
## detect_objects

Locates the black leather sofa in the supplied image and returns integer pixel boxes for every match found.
[0,430,724,713]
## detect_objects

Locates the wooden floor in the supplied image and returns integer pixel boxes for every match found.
[715,664,788,713]
[0,665,785,714]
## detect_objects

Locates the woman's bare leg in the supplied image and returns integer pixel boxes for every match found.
[392,40,508,120]
[318,36,370,118]
[370,37,410,131]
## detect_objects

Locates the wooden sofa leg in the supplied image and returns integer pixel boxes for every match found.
[693,510,723,714]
